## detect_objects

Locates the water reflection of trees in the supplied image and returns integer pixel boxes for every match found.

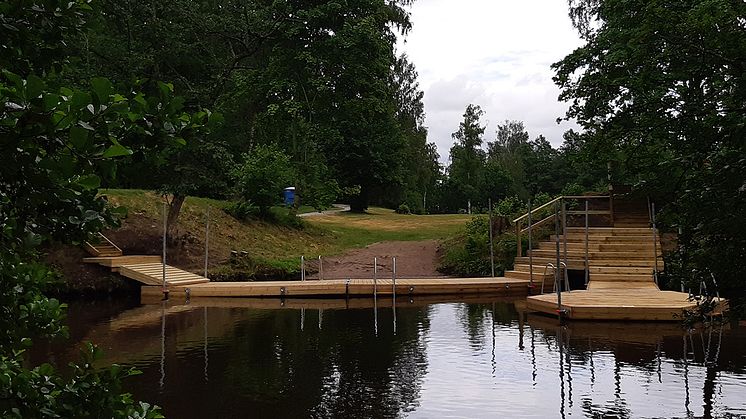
[125,303,433,418]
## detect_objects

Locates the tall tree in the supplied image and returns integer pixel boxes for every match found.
[448,104,487,213]
[553,0,746,294]
[487,120,530,198]
[381,54,441,212]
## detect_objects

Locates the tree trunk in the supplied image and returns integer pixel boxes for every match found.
[167,194,186,241]
[349,186,369,213]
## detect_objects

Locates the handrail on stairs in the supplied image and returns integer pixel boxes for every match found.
[513,195,613,258]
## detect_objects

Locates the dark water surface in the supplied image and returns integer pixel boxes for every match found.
[37,297,746,418]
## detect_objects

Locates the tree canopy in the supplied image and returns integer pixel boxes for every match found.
[553,0,746,294]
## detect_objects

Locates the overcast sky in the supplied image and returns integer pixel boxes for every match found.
[396,0,584,164]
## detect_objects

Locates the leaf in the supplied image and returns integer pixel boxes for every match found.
[90,77,113,101]
[2,69,23,89]
[70,91,91,110]
[77,174,101,190]
[157,81,174,97]
[43,93,60,111]
[69,126,89,149]
[25,75,45,100]
[102,143,133,158]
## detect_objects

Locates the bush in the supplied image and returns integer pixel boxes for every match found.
[438,215,524,277]
[396,204,411,214]
[233,144,295,214]
[225,201,259,220]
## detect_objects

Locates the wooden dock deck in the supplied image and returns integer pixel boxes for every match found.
[525,289,726,321]
[140,277,531,299]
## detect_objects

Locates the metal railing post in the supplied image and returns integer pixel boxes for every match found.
[528,199,533,288]
[555,201,562,315]
[392,256,397,300]
[162,201,168,297]
[318,255,323,280]
[516,220,522,258]
[373,257,378,298]
[489,198,495,277]
[204,205,210,280]
[584,199,589,287]
[651,202,659,287]
[562,198,568,269]
[300,256,305,281]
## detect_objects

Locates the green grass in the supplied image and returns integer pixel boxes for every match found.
[99,189,470,278]
[307,207,471,250]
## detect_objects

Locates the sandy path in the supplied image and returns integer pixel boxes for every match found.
[307,240,445,280]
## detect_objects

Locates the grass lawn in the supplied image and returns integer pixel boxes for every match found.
[306,207,472,249]
[99,189,471,277]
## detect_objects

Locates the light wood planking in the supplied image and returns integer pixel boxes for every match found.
[526,289,726,321]
[140,277,531,299]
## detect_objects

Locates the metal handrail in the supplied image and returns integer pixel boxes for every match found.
[513,195,610,224]
[513,197,562,224]
[514,194,613,258]
[541,263,556,294]
[558,262,570,291]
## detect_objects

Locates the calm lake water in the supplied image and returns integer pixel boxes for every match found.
[37,297,746,418]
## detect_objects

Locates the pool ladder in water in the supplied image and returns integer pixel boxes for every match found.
[540,262,570,294]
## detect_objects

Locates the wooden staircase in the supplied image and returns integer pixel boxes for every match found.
[507,196,661,292]
[84,232,123,257]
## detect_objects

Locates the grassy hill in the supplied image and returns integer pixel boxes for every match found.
[69,189,471,283]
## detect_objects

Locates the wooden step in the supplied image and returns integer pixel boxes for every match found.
[83,255,162,267]
[587,281,659,290]
[588,266,654,274]
[589,273,654,282]
[503,270,553,281]
[528,250,660,260]
[550,235,656,242]
[565,227,656,235]
[536,242,659,251]
[515,256,663,268]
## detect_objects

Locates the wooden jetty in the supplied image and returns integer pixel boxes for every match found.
[82,195,726,321]
[84,234,530,298]
[139,277,530,299]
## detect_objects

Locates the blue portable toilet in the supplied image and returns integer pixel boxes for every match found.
[283,187,296,206]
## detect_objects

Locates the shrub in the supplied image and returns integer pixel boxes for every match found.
[396,204,411,214]
[233,144,295,214]
[225,201,259,220]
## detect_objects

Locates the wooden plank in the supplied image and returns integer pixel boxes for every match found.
[141,277,531,299]
[525,289,726,321]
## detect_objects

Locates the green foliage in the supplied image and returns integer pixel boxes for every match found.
[234,144,295,214]
[554,0,746,298]
[0,0,208,415]
[0,256,66,353]
[225,201,260,221]
[1,343,163,418]
[439,216,519,277]
[396,204,411,215]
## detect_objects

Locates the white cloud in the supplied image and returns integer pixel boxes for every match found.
[396,0,584,163]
